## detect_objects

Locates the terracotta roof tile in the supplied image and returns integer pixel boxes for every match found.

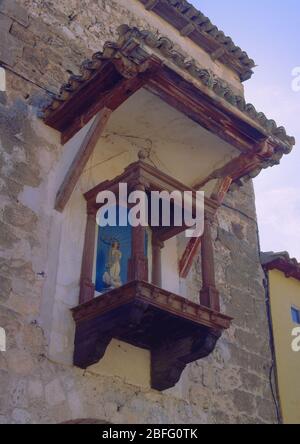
[139,0,255,81]
[261,252,300,281]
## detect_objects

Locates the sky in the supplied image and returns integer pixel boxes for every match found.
[190,0,300,260]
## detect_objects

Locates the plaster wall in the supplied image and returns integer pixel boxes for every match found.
[269,269,300,424]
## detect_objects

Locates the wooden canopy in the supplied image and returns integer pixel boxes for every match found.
[43,25,295,185]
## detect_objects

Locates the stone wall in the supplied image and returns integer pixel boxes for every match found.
[0,0,277,424]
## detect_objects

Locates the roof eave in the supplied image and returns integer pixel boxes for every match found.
[41,26,295,186]
[261,252,300,282]
[138,0,255,81]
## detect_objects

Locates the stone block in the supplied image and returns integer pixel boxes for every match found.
[10,21,35,46]
[6,349,34,375]
[256,396,277,423]
[0,91,6,104]
[0,12,12,32]
[0,30,23,66]
[10,161,41,188]
[0,275,11,301]
[0,221,19,248]
[239,369,264,395]
[0,415,9,424]
[11,408,31,424]
[3,203,37,232]
[233,389,256,415]
[0,0,29,27]
[45,379,66,407]
[10,378,28,408]
[28,380,43,399]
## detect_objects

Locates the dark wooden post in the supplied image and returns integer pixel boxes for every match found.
[152,235,164,287]
[79,203,97,304]
[128,181,149,282]
[199,214,220,312]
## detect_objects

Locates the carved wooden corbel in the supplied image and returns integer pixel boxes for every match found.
[73,330,112,369]
[151,328,221,391]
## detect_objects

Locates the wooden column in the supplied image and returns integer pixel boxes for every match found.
[199,214,220,312]
[79,204,97,304]
[128,182,148,282]
[152,236,164,287]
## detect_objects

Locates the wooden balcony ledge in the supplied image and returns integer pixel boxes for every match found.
[71,281,232,391]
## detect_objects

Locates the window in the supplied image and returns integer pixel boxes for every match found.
[291,307,300,324]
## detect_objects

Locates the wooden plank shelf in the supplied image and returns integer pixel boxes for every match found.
[71,280,232,391]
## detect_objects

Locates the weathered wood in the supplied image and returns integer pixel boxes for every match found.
[44,51,267,154]
[74,331,112,369]
[200,215,220,312]
[179,176,232,279]
[128,182,149,282]
[46,57,161,144]
[151,329,221,391]
[145,67,265,154]
[193,139,275,190]
[179,236,202,279]
[71,281,231,389]
[152,236,163,287]
[211,176,233,205]
[79,206,97,304]
[72,281,231,328]
[45,61,119,130]
[84,159,219,241]
[55,108,112,212]
[60,73,149,144]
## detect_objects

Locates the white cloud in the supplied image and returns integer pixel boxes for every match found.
[255,187,300,260]
[249,80,300,260]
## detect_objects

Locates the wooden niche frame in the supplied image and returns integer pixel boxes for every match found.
[72,158,232,391]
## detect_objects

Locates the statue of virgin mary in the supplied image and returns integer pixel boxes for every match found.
[102,239,122,289]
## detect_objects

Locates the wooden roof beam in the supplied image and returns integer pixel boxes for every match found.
[55,108,112,212]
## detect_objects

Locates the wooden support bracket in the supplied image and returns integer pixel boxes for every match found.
[179,176,232,279]
[55,108,112,212]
